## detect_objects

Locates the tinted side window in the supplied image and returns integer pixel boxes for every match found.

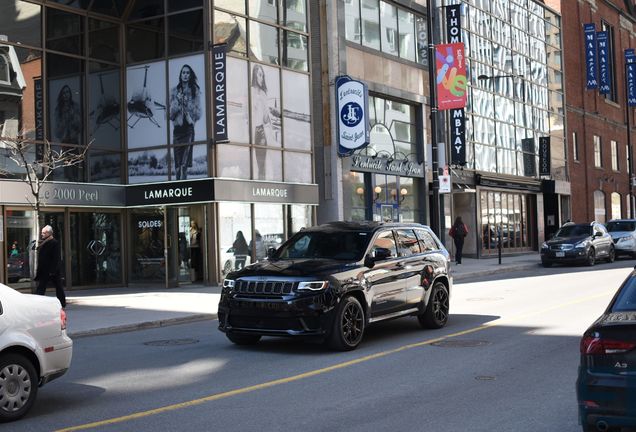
[396,229,421,257]
[370,231,398,259]
[415,229,439,252]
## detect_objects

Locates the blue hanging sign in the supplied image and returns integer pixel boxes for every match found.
[597,31,610,94]
[336,76,370,157]
[583,24,597,89]
[626,48,636,107]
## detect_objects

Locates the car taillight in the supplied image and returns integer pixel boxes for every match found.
[580,335,636,355]
[60,308,67,331]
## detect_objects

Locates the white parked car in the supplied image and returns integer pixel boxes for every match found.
[606,219,636,258]
[0,284,72,422]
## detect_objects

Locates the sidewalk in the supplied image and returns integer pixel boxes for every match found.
[63,252,541,338]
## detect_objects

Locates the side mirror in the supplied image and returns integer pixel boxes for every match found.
[227,247,235,253]
[364,254,375,269]
[594,232,603,238]
[266,247,277,259]
[372,247,392,262]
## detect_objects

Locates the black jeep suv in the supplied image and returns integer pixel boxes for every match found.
[218,221,452,350]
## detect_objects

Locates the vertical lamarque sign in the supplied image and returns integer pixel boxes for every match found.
[212,44,228,143]
[597,31,611,94]
[583,24,597,90]
[34,78,43,141]
[445,4,466,166]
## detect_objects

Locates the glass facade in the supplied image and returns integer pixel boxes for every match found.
[479,190,533,255]
[462,0,566,181]
[0,0,316,287]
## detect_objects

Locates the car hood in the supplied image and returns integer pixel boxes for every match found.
[546,235,590,245]
[228,258,358,278]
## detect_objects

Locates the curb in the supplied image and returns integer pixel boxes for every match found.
[453,262,540,282]
[68,313,217,339]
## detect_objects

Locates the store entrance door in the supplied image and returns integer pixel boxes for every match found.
[166,205,206,287]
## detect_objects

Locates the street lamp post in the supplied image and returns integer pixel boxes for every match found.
[427,0,442,238]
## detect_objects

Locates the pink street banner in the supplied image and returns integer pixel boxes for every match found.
[435,43,467,111]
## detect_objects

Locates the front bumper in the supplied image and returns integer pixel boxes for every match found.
[218,291,338,337]
[541,248,588,263]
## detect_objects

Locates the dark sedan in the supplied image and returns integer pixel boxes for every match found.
[218,221,452,351]
[577,267,636,432]
[541,222,615,267]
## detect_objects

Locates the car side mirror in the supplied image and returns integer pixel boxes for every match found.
[364,254,375,269]
[372,247,392,262]
[594,232,603,238]
[266,247,277,259]
[227,247,235,253]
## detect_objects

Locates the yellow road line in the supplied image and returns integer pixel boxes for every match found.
[55,289,614,432]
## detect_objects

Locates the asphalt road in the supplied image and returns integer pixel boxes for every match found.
[10,259,636,432]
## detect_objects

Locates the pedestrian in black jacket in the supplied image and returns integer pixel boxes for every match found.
[34,225,66,308]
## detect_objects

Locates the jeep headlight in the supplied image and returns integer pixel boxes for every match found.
[222,279,235,289]
[296,281,329,291]
[541,242,548,250]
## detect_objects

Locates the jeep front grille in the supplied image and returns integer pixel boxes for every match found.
[234,280,297,295]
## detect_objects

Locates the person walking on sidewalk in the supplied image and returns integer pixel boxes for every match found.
[449,216,468,265]
[34,225,66,308]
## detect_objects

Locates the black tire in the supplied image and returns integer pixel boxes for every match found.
[328,295,365,351]
[418,282,450,329]
[586,248,596,267]
[226,332,261,346]
[542,260,553,268]
[0,353,38,423]
[607,246,615,263]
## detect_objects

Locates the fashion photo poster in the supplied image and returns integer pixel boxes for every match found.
[226,57,249,144]
[88,69,121,150]
[168,54,206,146]
[282,70,311,151]
[250,63,280,148]
[170,144,207,180]
[126,60,167,149]
[128,148,169,184]
[48,76,83,145]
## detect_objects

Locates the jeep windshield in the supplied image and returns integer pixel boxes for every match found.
[275,230,371,261]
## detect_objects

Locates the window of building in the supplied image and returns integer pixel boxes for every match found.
[611,140,619,171]
[594,190,606,223]
[345,0,425,65]
[611,192,622,220]
[594,135,602,167]
[572,131,579,161]
[0,54,9,84]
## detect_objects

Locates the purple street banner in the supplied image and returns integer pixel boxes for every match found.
[626,48,636,107]
[584,24,597,89]
[597,31,610,94]
[539,137,551,176]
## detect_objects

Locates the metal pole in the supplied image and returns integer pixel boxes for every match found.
[497,225,502,265]
[427,0,441,237]
[626,61,635,217]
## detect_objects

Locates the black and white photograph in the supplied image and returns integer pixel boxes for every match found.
[126,60,167,149]
[88,70,121,150]
[170,144,207,180]
[48,76,83,145]
[89,152,121,184]
[128,148,169,184]
[227,57,249,144]
[168,54,206,179]
[282,70,311,151]
[251,63,280,180]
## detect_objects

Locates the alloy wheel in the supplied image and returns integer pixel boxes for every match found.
[0,363,32,414]
[432,285,449,324]
[341,301,364,346]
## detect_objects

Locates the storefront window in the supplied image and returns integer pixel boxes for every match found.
[284,151,311,183]
[214,11,248,57]
[219,203,252,278]
[282,70,311,150]
[0,1,41,48]
[5,210,36,287]
[70,212,122,286]
[130,210,165,282]
[611,192,621,220]
[254,204,284,262]
[480,190,531,255]
[594,190,606,223]
[290,204,312,235]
